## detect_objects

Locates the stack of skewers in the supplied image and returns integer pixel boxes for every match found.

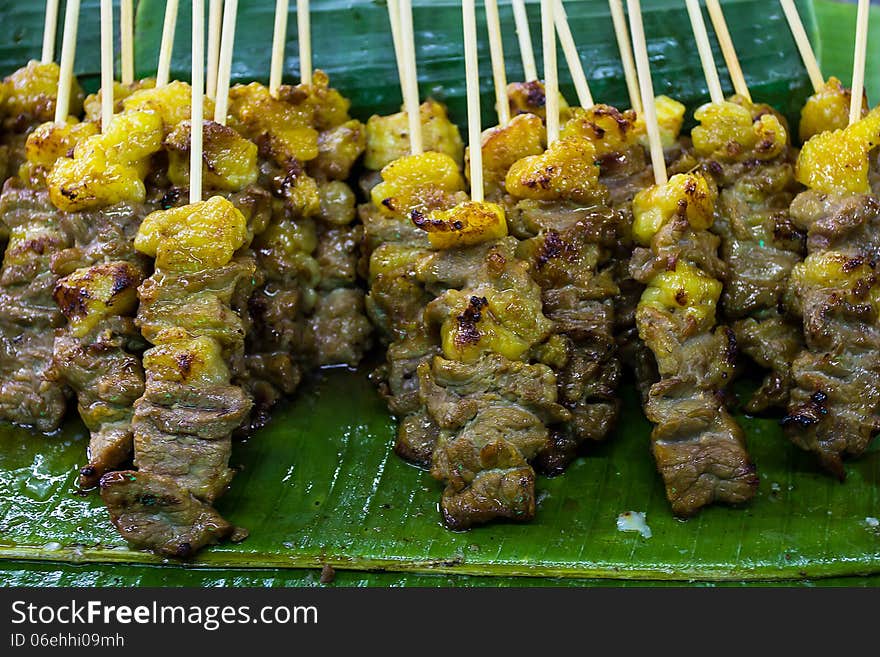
[0,0,876,558]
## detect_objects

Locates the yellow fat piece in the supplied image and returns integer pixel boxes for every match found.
[632,173,716,245]
[370,151,465,216]
[46,110,163,211]
[791,252,880,314]
[505,134,602,204]
[368,244,426,281]
[122,81,214,133]
[640,261,722,330]
[24,119,98,167]
[143,335,230,386]
[440,289,553,363]
[54,262,142,337]
[692,100,787,162]
[364,99,464,171]
[796,105,880,193]
[135,196,248,272]
[415,201,507,249]
[228,82,319,164]
[562,103,640,158]
[476,113,545,193]
[633,95,686,149]
[5,60,82,122]
[166,121,259,192]
[799,77,860,142]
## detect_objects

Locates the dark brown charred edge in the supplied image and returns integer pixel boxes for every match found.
[454,296,488,348]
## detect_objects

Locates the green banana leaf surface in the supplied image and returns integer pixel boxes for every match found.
[0,0,879,586]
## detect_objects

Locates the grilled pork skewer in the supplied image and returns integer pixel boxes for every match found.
[782,106,880,477]
[626,0,757,516]
[682,2,805,414]
[227,73,370,431]
[0,56,87,432]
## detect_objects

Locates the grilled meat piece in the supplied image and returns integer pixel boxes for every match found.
[734,314,804,413]
[423,353,568,528]
[514,203,622,472]
[631,173,758,516]
[100,471,234,558]
[499,125,624,472]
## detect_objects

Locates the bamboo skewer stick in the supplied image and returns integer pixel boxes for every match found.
[120,0,134,85]
[463,0,484,202]
[627,0,666,186]
[214,0,238,125]
[297,0,312,85]
[485,0,510,126]
[54,0,80,122]
[156,0,179,88]
[399,0,422,155]
[554,0,592,108]
[100,0,114,134]
[270,0,289,97]
[705,0,750,101]
[512,0,538,81]
[779,0,823,93]
[850,0,869,125]
[685,0,724,104]
[41,0,59,64]
[387,0,407,103]
[206,0,223,98]
[541,0,559,144]
[191,0,205,204]
[608,0,641,113]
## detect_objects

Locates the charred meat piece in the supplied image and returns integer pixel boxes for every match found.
[418,236,559,527]
[502,125,623,473]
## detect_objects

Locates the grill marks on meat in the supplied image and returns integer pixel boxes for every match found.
[783,191,880,477]
[102,256,256,556]
[514,202,622,474]
[49,263,147,489]
[704,159,806,412]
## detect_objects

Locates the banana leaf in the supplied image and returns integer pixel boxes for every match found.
[814,0,879,104]
[1,0,880,586]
